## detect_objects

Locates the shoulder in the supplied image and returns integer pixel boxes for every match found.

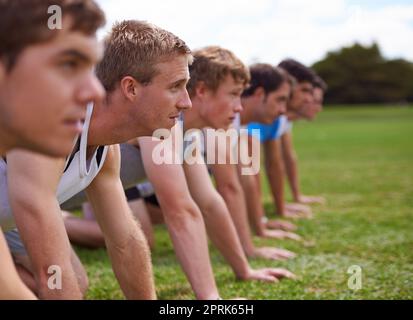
[98,144,121,174]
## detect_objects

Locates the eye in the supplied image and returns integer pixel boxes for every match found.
[170,82,184,92]
[60,59,80,71]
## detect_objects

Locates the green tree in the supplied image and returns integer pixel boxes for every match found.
[312,43,413,104]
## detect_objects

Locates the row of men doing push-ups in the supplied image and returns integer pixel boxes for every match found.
[0,0,326,299]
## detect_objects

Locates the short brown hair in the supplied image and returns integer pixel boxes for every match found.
[278,59,315,84]
[0,0,105,70]
[95,20,192,92]
[313,75,328,92]
[243,64,290,97]
[187,46,250,97]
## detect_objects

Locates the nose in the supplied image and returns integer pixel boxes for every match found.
[177,89,192,111]
[305,93,313,104]
[279,103,287,114]
[234,98,243,113]
[78,72,106,107]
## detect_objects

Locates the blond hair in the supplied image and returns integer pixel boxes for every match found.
[187,46,250,97]
[96,20,192,92]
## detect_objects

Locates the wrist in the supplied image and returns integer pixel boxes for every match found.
[202,292,222,300]
[235,266,252,281]
[256,218,267,236]
[244,245,256,258]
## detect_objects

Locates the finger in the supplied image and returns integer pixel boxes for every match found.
[271,254,289,261]
[266,220,297,231]
[258,274,279,282]
[268,268,297,279]
[286,232,302,241]
[273,249,296,259]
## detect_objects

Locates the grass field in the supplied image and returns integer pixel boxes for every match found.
[77,105,413,300]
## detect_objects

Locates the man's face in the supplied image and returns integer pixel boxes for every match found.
[288,81,313,117]
[295,86,324,120]
[133,54,192,136]
[0,19,104,157]
[256,81,290,124]
[312,87,324,113]
[200,74,244,130]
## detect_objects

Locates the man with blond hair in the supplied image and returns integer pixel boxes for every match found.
[58,46,297,300]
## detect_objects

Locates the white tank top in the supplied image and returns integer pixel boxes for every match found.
[0,157,13,230]
[276,115,292,137]
[57,102,108,204]
[0,103,108,231]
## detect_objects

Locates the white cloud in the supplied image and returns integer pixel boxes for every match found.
[96,0,413,66]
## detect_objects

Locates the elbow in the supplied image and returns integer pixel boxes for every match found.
[217,181,242,201]
[162,198,204,230]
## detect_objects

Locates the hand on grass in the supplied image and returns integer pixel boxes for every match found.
[260,229,301,241]
[266,219,297,231]
[240,268,296,282]
[281,203,313,219]
[251,247,296,261]
[297,195,326,205]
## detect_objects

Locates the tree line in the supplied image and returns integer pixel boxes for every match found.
[312,43,413,105]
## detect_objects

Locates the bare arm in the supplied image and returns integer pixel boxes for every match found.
[281,131,300,202]
[7,150,82,299]
[211,137,299,247]
[184,159,250,278]
[139,136,219,300]
[281,132,325,205]
[85,144,156,300]
[264,139,287,216]
[184,139,296,279]
[237,135,267,235]
[238,170,276,235]
[209,152,257,257]
[0,229,36,299]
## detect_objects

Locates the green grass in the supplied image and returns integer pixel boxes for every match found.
[77,105,413,300]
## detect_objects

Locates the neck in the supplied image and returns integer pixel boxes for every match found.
[0,128,15,156]
[88,93,148,147]
[184,98,208,131]
[240,97,256,125]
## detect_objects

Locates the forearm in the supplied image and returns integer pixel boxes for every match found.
[265,158,286,216]
[284,153,301,201]
[281,133,301,202]
[200,197,250,279]
[13,207,82,299]
[217,185,257,257]
[238,173,266,236]
[0,230,36,300]
[104,221,155,299]
[163,205,219,300]
[64,216,105,248]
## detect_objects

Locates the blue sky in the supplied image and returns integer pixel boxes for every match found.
[96,0,413,66]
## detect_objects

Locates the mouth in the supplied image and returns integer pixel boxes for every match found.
[63,118,84,134]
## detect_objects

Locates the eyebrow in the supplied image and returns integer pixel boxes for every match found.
[57,49,93,64]
[170,77,189,87]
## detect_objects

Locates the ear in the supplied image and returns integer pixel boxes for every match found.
[0,60,6,84]
[120,76,140,102]
[194,81,208,99]
[253,87,265,99]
